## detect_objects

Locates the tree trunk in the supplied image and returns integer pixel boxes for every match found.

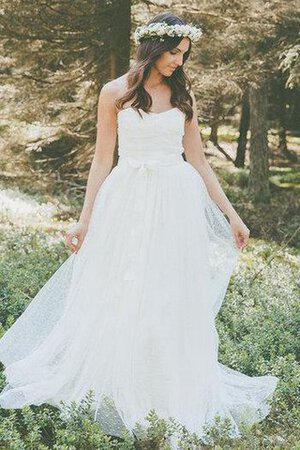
[110,0,131,167]
[109,0,131,79]
[235,88,250,168]
[278,77,293,159]
[278,78,287,153]
[248,81,270,203]
[94,0,131,83]
[209,122,218,144]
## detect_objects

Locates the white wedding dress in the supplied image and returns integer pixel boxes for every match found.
[0,106,278,445]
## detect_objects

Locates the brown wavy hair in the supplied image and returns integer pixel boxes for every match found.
[115,12,194,122]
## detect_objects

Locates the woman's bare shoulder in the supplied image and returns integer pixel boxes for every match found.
[100,73,129,107]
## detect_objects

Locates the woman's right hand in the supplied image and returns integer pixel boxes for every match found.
[63,221,88,254]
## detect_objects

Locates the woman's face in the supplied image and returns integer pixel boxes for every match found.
[154,37,190,77]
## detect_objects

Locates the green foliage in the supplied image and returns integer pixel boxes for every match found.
[133,409,179,449]
[0,224,299,448]
[279,44,300,89]
[220,167,250,189]
[0,396,136,450]
[216,241,300,445]
[212,156,300,248]
[0,228,69,330]
[0,149,299,449]
[269,167,300,189]
[52,391,133,450]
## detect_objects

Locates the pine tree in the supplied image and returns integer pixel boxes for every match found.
[0,0,131,177]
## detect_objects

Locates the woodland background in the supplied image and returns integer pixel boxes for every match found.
[0,1,299,449]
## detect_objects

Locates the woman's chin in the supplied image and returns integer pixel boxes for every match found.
[164,69,174,77]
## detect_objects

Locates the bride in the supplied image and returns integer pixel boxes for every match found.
[0,10,278,448]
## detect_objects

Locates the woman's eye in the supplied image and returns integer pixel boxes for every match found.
[170,51,177,55]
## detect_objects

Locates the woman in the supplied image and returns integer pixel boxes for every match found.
[0,11,278,448]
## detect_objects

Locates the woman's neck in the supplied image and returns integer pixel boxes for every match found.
[144,68,166,90]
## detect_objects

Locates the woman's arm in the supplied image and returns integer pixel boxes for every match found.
[183,90,238,220]
[78,82,118,226]
[64,82,119,253]
[183,90,250,249]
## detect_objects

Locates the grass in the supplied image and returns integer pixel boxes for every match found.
[0,136,299,449]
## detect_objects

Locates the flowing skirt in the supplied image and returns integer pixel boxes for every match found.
[0,156,279,443]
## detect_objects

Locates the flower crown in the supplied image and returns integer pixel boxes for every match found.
[134,22,203,45]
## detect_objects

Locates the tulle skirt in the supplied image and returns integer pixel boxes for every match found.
[0,155,279,444]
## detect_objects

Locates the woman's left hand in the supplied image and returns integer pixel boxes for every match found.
[229,216,250,250]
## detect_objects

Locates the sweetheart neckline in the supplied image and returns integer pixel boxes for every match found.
[117,106,180,117]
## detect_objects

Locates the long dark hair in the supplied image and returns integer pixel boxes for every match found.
[116,12,194,121]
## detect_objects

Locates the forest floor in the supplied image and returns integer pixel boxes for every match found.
[0,135,299,449]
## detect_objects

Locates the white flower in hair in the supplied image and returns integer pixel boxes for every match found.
[134,22,203,45]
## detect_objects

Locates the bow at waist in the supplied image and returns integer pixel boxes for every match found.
[117,153,184,174]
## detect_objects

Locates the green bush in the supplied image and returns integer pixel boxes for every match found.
[0,166,299,449]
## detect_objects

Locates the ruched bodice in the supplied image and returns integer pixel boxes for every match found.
[117,107,185,159]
